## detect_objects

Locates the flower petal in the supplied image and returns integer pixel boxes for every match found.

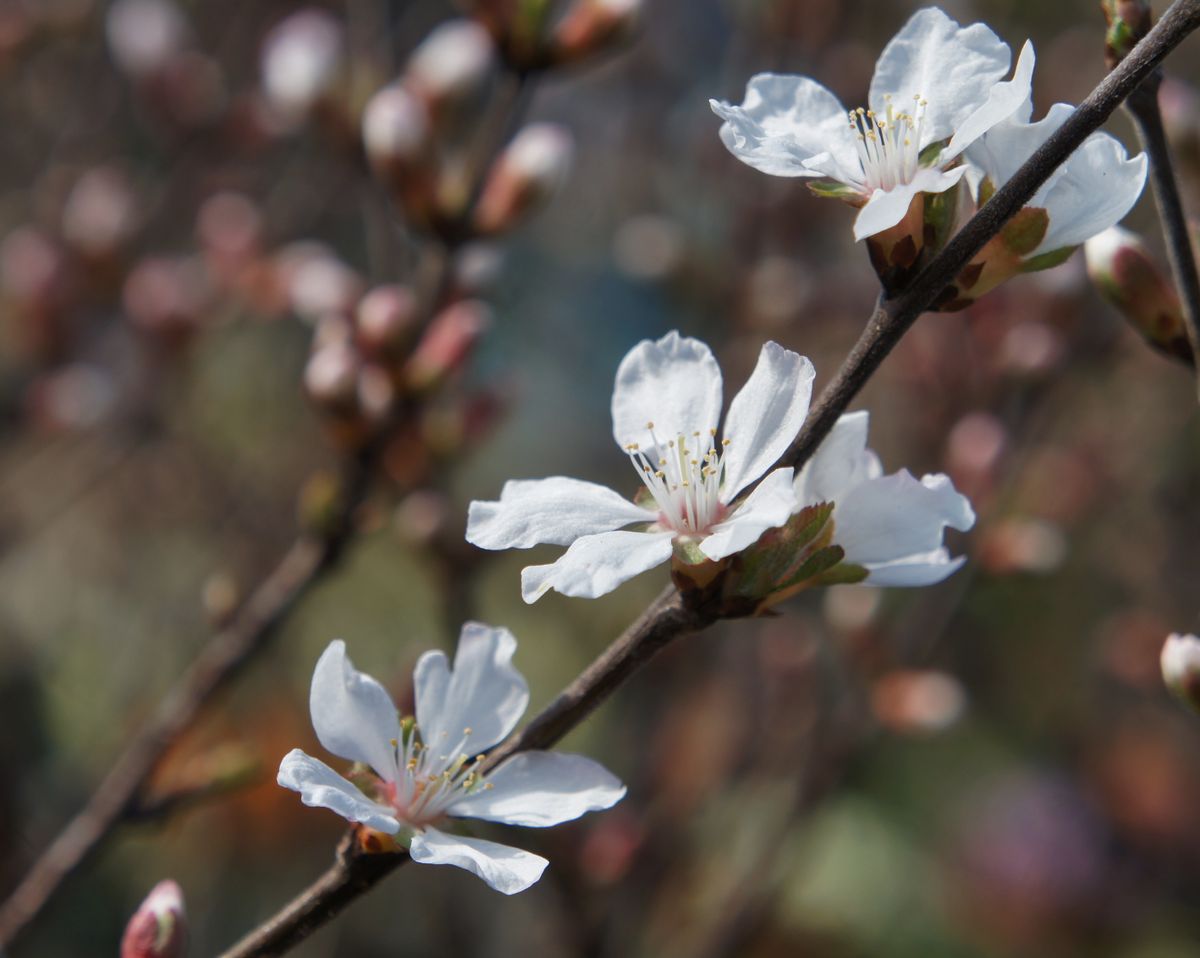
[832,470,975,567]
[309,640,401,782]
[1035,131,1147,255]
[869,7,1011,147]
[447,751,626,826]
[700,466,796,561]
[521,529,675,602]
[862,549,966,586]
[414,622,529,755]
[719,342,815,502]
[277,749,401,833]
[793,411,882,507]
[710,73,860,181]
[466,476,656,550]
[944,40,1035,160]
[611,331,723,452]
[853,166,966,240]
[409,827,548,895]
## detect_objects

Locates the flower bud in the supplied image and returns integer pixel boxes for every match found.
[1161,632,1200,711]
[261,9,344,124]
[551,0,641,64]
[277,243,363,322]
[361,83,436,223]
[473,124,573,235]
[1085,226,1192,365]
[120,880,186,958]
[1102,0,1153,70]
[123,255,211,348]
[305,340,361,412]
[357,362,396,423]
[355,285,419,360]
[106,0,189,79]
[404,299,491,393]
[61,166,139,260]
[404,19,495,118]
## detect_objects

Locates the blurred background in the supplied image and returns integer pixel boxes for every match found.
[3,0,1200,955]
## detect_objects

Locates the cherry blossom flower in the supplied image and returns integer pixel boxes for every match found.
[963,102,1147,273]
[466,331,815,602]
[278,624,625,895]
[794,411,974,585]
[710,7,1034,240]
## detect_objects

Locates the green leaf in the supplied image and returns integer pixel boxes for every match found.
[811,562,869,586]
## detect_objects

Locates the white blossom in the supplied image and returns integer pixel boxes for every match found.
[795,412,974,585]
[965,102,1148,259]
[710,7,1033,240]
[278,625,625,895]
[466,331,815,602]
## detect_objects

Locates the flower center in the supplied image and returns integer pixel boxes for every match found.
[625,420,729,535]
[385,721,493,828]
[849,94,927,192]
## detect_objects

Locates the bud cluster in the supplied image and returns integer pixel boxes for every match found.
[361,18,575,239]
[464,0,642,73]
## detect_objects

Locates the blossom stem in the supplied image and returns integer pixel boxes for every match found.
[1122,73,1200,393]
[780,0,1200,472]
[212,6,1200,954]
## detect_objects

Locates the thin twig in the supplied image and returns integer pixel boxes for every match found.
[1123,73,1200,392]
[211,5,1200,954]
[0,447,374,950]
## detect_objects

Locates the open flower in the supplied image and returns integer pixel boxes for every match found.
[957,102,1147,298]
[710,7,1033,240]
[277,624,625,894]
[466,331,815,601]
[794,411,974,585]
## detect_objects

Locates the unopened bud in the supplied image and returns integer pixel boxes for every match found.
[551,0,641,64]
[355,285,419,360]
[1102,0,1153,69]
[474,124,573,235]
[357,363,396,423]
[120,880,186,958]
[278,243,363,322]
[1161,632,1200,711]
[404,299,491,393]
[871,670,967,734]
[106,0,189,79]
[62,166,139,260]
[361,84,436,223]
[404,19,495,116]
[305,340,361,411]
[261,9,344,123]
[123,256,211,347]
[1085,226,1191,364]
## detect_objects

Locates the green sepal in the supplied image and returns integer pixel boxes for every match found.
[673,536,709,566]
[732,501,835,599]
[807,180,862,202]
[918,141,944,166]
[1000,207,1049,257]
[772,544,846,592]
[1020,244,1076,273]
[809,561,869,587]
[978,177,996,206]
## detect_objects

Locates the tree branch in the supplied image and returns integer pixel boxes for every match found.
[1123,73,1200,391]
[212,2,1200,954]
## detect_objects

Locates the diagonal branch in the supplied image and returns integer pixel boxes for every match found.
[214,3,1200,955]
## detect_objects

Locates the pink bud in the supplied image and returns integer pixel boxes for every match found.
[122,255,211,346]
[551,0,641,64]
[404,20,495,115]
[474,124,573,235]
[361,84,436,223]
[305,340,361,411]
[260,9,344,124]
[355,285,419,360]
[106,0,189,78]
[1085,226,1192,365]
[404,299,491,392]
[120,880,186,958]
[61,166,139,260]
